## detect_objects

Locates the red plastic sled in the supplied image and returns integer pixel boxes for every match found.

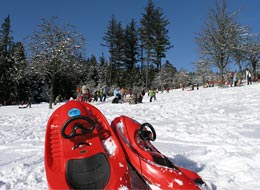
[44,101,131,190]
[111,115,209,190]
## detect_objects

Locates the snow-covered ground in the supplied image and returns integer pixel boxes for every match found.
[0,83,260,190]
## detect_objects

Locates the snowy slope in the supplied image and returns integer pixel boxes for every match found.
[0,83,260,190]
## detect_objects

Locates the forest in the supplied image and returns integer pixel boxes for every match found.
[0,0,260,108]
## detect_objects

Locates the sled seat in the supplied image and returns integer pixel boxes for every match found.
[66,153,110,189]
[136,136,178,169]
[152,154,175,168]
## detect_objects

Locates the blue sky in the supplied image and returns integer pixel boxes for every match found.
[1,0,260,71]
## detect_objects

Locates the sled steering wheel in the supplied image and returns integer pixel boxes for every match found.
[139,123,156,141]
[61,116,95,139]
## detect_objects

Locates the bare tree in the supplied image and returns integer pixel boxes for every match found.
[245,35,260,80]
[196,0,241,86]
[28,17,86,109]
[229,24,250,76]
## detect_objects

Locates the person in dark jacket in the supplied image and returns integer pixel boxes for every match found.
[102,85,108,102]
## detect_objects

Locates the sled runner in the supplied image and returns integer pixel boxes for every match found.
[111,115,209,190]
[44,101,130,190]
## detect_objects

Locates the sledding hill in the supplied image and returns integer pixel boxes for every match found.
[0,83,260,190]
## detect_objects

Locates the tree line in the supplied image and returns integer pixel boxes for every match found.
[0,0,260,108]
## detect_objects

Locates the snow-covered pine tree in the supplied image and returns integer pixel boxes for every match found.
[152,60,177,89]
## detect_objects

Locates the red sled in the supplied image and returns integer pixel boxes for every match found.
[44,101,131,190]
[111,115,210,190]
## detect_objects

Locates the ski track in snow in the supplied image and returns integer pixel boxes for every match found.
[0,84,260,189]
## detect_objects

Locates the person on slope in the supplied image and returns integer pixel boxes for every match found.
[19,97,32,108]
[149,88,156,102]
[246,68,252,85]
[81,84,88,102]
[54,94,62,105]
[80,85,92,102]
[112,86,122,103]
[102,85,108,102]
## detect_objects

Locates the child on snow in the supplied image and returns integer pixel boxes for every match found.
[149,89,156,102]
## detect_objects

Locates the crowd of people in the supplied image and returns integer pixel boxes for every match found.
[75,85,109,103]
[68,68,255,105]
[200,68,253,88]
[52,68,255,106]
[226,68,253,87]
[74,84,153,104]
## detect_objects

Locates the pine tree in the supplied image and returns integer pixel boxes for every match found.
[0,15,13,55]
[124,19,139,87]
[193,59,212,84]
[102,15,124,86]
[98,53,109,86]
[10,42,28,102]
[139,0,156,88]
[152,60,176,89]
[139,0,172,88]
[0,15,15,104]
[153,7,172,71]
